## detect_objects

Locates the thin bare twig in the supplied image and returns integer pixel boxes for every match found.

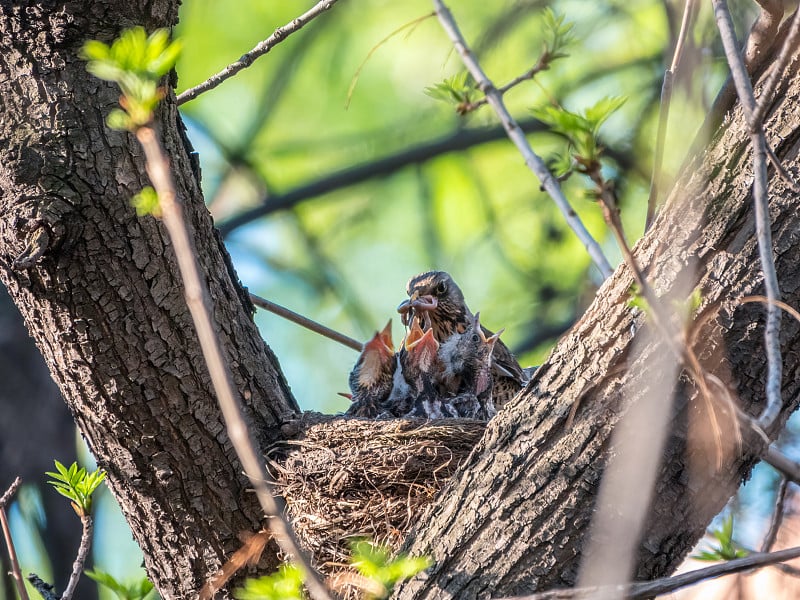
[765,143,800,195]
[753,6,800,125]
[135,126,333,600]
[249,292,362,351]
[176,0,340,105]
[60,513,93,600]
[430,0,614,279]
[461,55,551,113]
[761,476,788,553]
[763,445,800,484]
[645,0,696,231]
[346,13,435,109]
[741,294,800,326]
[712,0,782,431]
[0,478,21,509]
[0,478,28,600]
[500,545,800,599]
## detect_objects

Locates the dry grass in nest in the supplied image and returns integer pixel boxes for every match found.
[268,412,487,573]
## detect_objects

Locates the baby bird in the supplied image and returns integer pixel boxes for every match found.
[402,326,454,419]
[383,317,438,416]
[345,320,395,417]
[397,270,526,407]
[438,313,500,419]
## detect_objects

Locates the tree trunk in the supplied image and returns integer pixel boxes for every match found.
[394,51,800,599]
[0,2,298,598]
[1,2,800,600]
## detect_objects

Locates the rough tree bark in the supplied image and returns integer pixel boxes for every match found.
[1,2,799,600]
[0,2,298,598]
[394,39,800,600]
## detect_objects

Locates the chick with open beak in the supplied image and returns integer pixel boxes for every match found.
[345,320,396,417]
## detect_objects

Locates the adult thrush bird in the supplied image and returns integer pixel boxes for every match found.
[397,270,526,407]
[345,320,395,417]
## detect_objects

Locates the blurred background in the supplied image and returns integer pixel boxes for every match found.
[3,0,799,598]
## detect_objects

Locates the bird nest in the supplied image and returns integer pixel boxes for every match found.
[268,412,487,572]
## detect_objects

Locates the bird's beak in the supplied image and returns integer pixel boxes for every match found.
[404,317,425,350]
[482,328,504,347]
[363,328,394,359]
[406,326,438,353]
[378,319,394,353]
[337,392,353,400]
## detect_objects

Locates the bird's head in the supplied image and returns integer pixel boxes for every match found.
[397,271,468,336]
[353,320,395,388]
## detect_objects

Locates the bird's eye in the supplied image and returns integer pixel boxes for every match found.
[435,281,447,295]
[471,334,480,342]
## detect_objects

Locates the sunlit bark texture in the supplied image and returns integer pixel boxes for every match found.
[2,2,800,600]
[0,2,298,598]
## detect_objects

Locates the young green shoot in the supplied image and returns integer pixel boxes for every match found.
[692,513,749,561]
[234,565,305,600]
[85,569,156,600]
[46,460,106,517]
[82,27,182,131]
[349,540,432,600]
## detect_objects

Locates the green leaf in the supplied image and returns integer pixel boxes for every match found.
[424,72,473,107]
[541,8,575,58]
[86,59,125,83]
[45,461,106,514]
[531,95,626,166]
[106,107,132,131]
[235,565,305,600]
[690,514,749,562]
[83,26,181,128]
[85,568,155,600]
[131,187,162,217]
[80,39,111,61]
[626,284,650,312]
[584,96,627,133]
[349,540,432,599]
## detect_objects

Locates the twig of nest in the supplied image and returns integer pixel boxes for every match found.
[269,413,488,572]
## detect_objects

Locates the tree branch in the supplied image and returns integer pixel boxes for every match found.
[429,0,614,279]
[60,513,93,600]
[763,445,800,484]
[501,545,800,599]
[761,476,788,553]
[176,0,340,105]
[645,0,695,231]
[218,119,554,235]
[753,6,800,125]
[712,0,782,430]
[0,478,27,600]
[249,292,362,352]
[136,127,333,600]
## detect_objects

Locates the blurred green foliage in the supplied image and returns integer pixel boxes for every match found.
[174,0,749,412]
[692,513,749,561]
[84,568,155,600]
